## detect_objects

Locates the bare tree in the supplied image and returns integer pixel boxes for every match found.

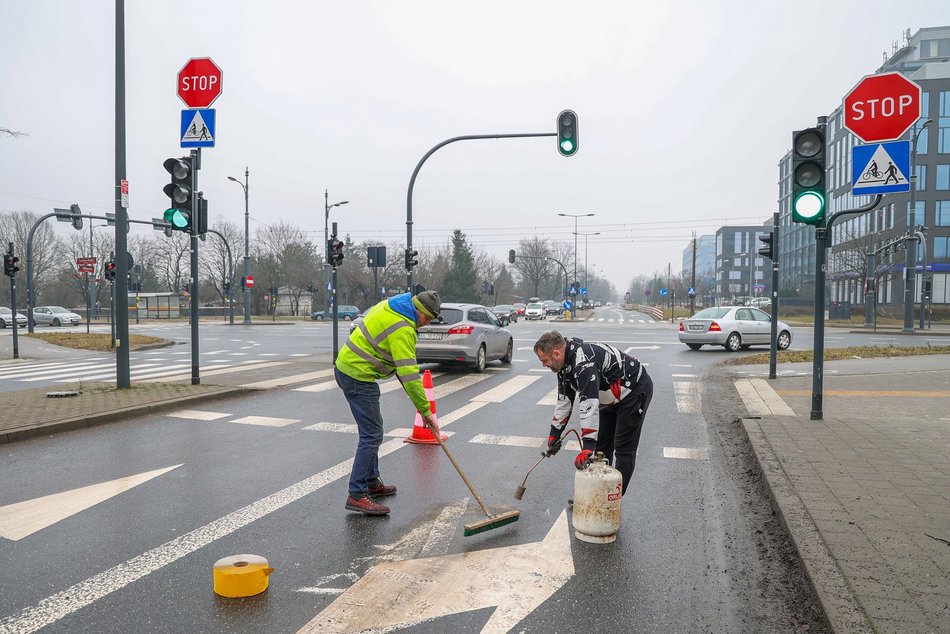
[1,127,28,138]
[199,219,243,305]
[0,210,60,306]
[513,237,556,299]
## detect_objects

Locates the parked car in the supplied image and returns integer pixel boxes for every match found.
[512,302,526,316]
[542,300,561,316]
[749,297,771,309]
[0,307,28,328]
[492,304,518,324]
[678,306,792,352]
[32,306,82,327]
[312,305,360,321]
[524,302,546,320]
[416,303,513,372]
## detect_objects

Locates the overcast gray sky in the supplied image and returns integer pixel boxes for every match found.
[1,1,947,294]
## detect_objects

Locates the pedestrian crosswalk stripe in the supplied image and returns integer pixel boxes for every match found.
[433,373,488,400]
[139,360,291,383]
[241,369,334,389]
[0,361,112,381]
[231,415,299,427]
[304,422,358,433]
[469,434,543,448]
[673,381,701,413]
[437,402,487,425]
[294,381,337,393]
[472,375,541,402]
[167,409,230,421]
[663,447,708,460]
[536,387,557,406]
[64,363,192,382]
[672,373,697,378]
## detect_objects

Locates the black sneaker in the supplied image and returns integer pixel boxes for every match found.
[345,494,390,515]
[568,498,574,508]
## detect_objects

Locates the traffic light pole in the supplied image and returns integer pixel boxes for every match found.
[405,132,557,291]
[191,151,201,385]
[768,212,779,380]
[810,194,882,420]
[7,243,18,359]
[331,221,340,363]
[114,0,130,388]
[205,228,234,325]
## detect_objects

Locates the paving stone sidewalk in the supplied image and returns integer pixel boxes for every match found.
[736,355,950,633]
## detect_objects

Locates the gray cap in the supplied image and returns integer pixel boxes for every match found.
[412,290,441,319]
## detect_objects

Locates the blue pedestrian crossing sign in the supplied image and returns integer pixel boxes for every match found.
[851,141,910,195]
[180,109,216,148]
[687,287,696,297]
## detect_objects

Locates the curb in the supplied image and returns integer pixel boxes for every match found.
[740,417,873,633]
[0,386,251,445]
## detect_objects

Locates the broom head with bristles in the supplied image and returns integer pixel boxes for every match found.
[463,509,520,536]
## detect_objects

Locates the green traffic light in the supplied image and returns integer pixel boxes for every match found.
[560,139,575,153]
[164,208,190,229]
[793,191,824,220]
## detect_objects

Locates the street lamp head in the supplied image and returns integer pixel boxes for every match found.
[227,176,239,182]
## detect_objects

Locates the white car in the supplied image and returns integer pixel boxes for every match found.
[678,306,792,352]
[32,306,82,327]
[524,302,545,320]
[0,307,28,328]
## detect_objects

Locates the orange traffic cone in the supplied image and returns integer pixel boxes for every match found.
[405,369,448,444]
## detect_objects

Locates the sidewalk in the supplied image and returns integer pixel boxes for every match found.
[734,355,950,633]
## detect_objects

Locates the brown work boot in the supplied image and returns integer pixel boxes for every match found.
[368,478,397,497]
[345,494,390,516]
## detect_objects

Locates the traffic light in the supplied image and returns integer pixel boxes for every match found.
[224,281,231,296]
[405,248,419,270]
[557,109,579,157]
[791,127,826,225]
[508,249,516,264]
[328,238,345,267]
[3,253,19,277]
[757,232,774,260]
[489,283,495,296]
[69,203,83,230]
[104,258,116,282]
[307,282,314,294]
[162,156,194,232]
[923,276,933,302]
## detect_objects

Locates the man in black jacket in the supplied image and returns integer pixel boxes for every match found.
[534,330,653,495]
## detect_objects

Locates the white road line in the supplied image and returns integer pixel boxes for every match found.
[673,381,701,413]
[60,363,192,382]
[0,360,107,380]
[671,373,697,378]
[469,434,543,448]
[437,401,488,425]
[433,373,489,400]
[231,415,300,428]
[294,381,337,393]
[663,447,709,460]
[670,364,693,368]
[139,360,291,383]
[241,369,335,389]
[304,422,358,434]
[537,387,558,406]
[472,375,541,403]
[734,379,771,416]
[529,368,548,372]
[166,410,230,421]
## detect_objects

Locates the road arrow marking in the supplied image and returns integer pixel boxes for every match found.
[0,465,181,541]
[625,345,661,351]
[299,511,574,633]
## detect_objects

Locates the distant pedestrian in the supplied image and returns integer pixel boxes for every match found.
[94,301,101,320]
[334,290,442,516]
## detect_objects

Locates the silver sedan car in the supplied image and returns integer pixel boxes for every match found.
[32,306,82,327]
[678,306,792,352]
[416,303,514,372]
[0,307,28,328]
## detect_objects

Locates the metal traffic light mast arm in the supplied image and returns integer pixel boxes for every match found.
[405,132,557,292]
[512,253,570,299]
[810,193,883,421]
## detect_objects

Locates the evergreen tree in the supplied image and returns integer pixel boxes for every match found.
[440,230,478,302]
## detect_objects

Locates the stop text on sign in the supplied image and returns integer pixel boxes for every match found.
[848,95,915,121]
[180,74,218,92]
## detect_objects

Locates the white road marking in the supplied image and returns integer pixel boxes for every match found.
[231,415,300,427]
[290,353,310,357]
[304,422,358,434]
[296,572,360,595]
[537,387,558,406]
[0,465,181,541]
[472,375,541,402]
[663,447,709,460]
[671,373,697,378]
[670,364,693,368]
[529,368,549,372]
[139,360,291,383]
[433,373,489,399]
[673,381,701,413]
[294,381,337,393]
[470,434,543,448]
[437,402,488,425]
[166,410,230,421]
[241,368,335,389]
[300,512,574,633]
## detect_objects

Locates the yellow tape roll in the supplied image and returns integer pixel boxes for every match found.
[213,554,275,598]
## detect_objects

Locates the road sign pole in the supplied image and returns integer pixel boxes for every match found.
[903,123,929,332]
[191,149,201,385]
[769,211,779,380]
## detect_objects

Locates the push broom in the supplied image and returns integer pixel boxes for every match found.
[424,420,520,536]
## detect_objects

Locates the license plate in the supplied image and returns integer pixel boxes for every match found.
[419,332,442,340]
[688,324,704,331]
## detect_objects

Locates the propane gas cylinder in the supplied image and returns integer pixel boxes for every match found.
[572,454,623,544]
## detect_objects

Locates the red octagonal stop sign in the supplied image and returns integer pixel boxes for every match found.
[843,72,921,143]
[177,57,223,109]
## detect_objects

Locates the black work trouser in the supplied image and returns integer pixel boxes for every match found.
[594,370,653,495]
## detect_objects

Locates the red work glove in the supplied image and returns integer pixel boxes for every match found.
[574,449,593,470]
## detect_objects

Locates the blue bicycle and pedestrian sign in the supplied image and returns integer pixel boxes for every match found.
[851,140,910,195]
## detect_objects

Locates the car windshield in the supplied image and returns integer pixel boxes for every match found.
[527,303,543,310]
[691,307,730,319]
[494,305,513,312]
[49,307,69,313]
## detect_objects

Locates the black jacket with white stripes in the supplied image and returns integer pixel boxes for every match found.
[550,337,645,443]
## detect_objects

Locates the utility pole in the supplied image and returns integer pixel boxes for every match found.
[903,119,932,332]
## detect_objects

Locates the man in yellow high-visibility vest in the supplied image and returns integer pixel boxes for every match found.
[335,290,441,515]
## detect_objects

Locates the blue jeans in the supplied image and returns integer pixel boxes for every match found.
[335,367,384,496]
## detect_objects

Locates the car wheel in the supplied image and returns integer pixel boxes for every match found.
[52,318,61,327]
[724,332,741,352]
[316,315,324,321]
[501,339,513,364]
[0,318,6,329]
[473,345,487,373]
[686,343,702,350]
[777,330,791,350]
[343,315,352,321]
